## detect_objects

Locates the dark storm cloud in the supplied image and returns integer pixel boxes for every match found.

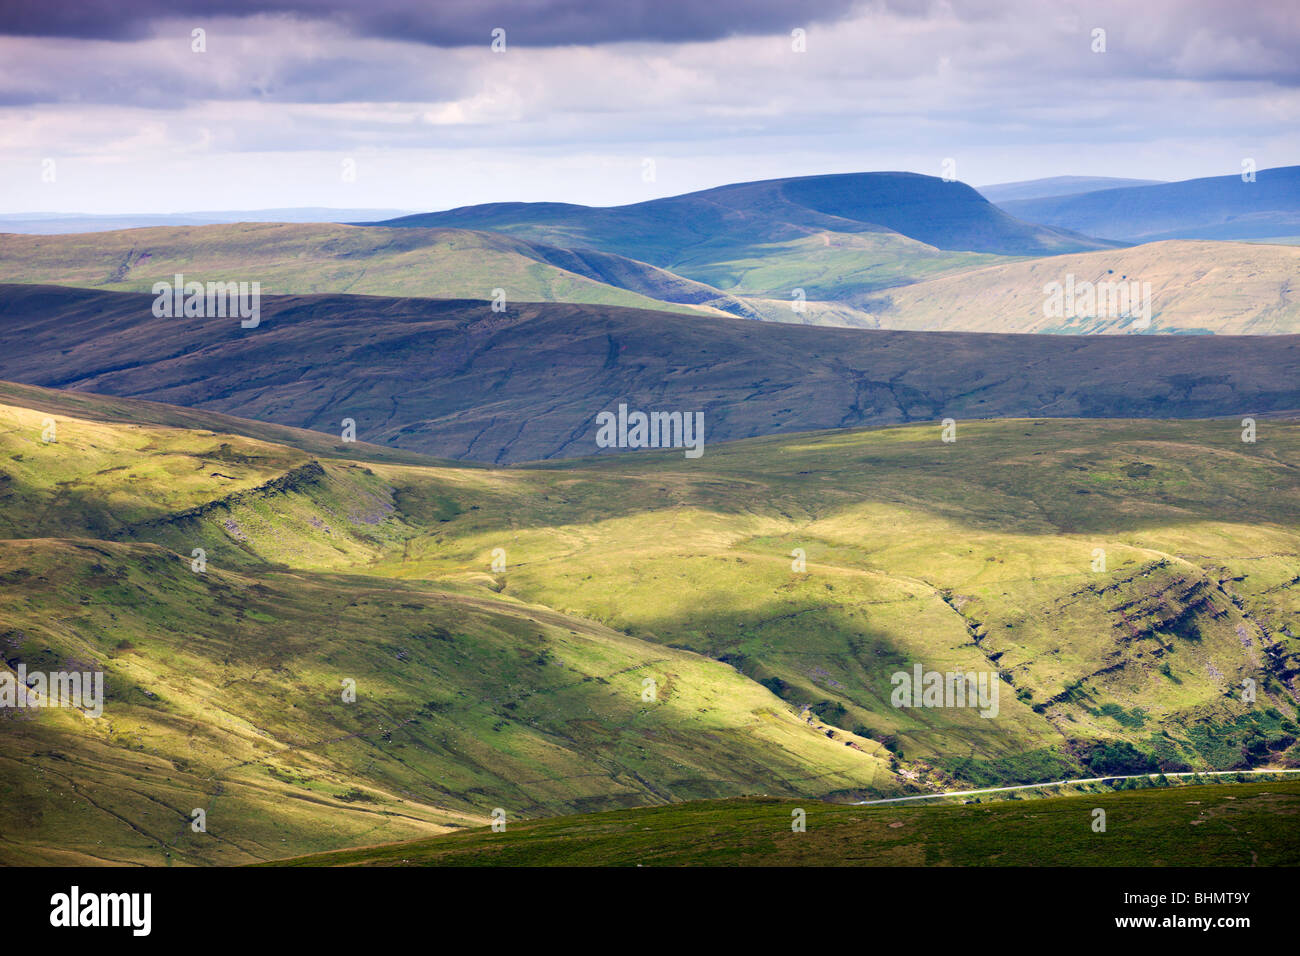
[0,0,865,44]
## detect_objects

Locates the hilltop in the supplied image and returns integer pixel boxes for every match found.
[368,171,1115,309]
[9,171,1297,333]
[376,171,1116,261]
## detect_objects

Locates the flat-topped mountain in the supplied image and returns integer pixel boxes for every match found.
[374,171,1118,270]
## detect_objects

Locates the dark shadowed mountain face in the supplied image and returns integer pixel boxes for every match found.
[373,171,1119,268]
[999,166,1300,242]
[1,284,1295,464]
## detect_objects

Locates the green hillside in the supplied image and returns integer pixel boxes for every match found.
[271,779,1300,867]
[0,396,898,865]
[0,223,715,316]
[0,211,1004,325]
[5,174,1292,333]
[675,230,1012,302]
[379,171,1114,263]
[375,172,1104,306]
[1,387,1297,864]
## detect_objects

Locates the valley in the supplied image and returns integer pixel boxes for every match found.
[1,383,1296,864]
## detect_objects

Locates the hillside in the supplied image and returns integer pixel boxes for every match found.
[0,222,744,317]
[1000,166,1300,242]
[272,781,1300,867]
[0,397,903,865]
[869,239,1300,334]
[378,172,1117,260]
[1,284,1297,462]
[373,171,1115,299]
[6,223,1295,334]
[0,379,456,468]
[3,173,1095,321]
[2,389,1298,863]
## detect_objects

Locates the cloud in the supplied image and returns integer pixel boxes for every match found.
[0,0,864,45]
[0,0,1294,213]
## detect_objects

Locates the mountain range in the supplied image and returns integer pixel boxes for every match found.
[976,176,1167,204]
[2,162,1299,867]
[5,167,1299,334]
[998,166,1300,242]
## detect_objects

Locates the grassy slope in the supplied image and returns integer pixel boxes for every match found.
[0,379,453,468]
[271,780,1300,867]
[0,223,707,315]
[872,240,1300,334]
[2,392,1297,864]
[0,400,898,865]
[376,173,1084,309]
[0,216,1004,328]
[678,231,1013,301]
[3,188,1291,334]
[376,419,1300,785]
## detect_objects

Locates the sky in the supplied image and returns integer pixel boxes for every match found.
[1,0,1296,214]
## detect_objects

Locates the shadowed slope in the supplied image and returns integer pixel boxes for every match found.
[0,284,1297,462]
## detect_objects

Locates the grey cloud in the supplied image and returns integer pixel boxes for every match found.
[0,0,864,44]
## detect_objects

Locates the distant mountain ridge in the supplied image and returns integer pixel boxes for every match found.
[978,176,1166,204]
[0,208,419,235]
[6,168,1296,336]
[372,171,1119,267]
[999,166,1300,241]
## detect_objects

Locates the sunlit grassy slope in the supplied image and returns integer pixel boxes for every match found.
[2,389,1297,864]
[873,240,1300,334]
[0,398,898,865]
[0,219,1005,328]
[675,231,1013,300]
[0,223,713,315]
[377,419,1300,785]
[270,779,1300,867]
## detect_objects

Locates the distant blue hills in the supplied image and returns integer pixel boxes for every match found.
[997,166,1300,242]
